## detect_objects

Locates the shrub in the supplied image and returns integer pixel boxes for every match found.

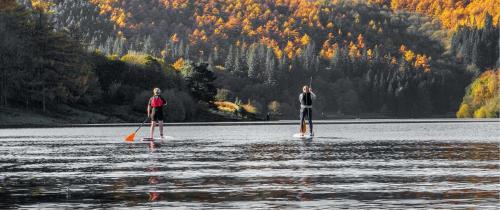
[215,88,231,102]
[172,58,185,71]
[267,101,281,114]
[121,51,150,66]
[215,101,240,113]
[242,103,257,114]
[473,106,488,118]
[456,103,472,118]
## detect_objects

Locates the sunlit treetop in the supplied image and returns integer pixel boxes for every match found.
[372,0,499,29]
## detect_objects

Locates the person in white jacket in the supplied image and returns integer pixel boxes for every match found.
[299,85,316,136]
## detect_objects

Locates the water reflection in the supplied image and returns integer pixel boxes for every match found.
[147,167,160,202]
[0,130,498,209]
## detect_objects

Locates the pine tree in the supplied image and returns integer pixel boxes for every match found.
[29,9,92,111]
[178,39,185,58]
[213,47,219,65]
[277,54,289,83]
[112,37,124,56]
[207,53,214,70]
[224,45,234,72]
[233,47,244,77]
[0,1,31,106]
[184,44,190,59]
[247,44,257,79]
[265,47,277,87]
[256,44,266,80]
[143,35,153,55]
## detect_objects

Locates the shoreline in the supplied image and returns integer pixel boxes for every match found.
[1,118,498,129]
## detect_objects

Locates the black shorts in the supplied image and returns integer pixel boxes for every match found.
[151,107,164,122]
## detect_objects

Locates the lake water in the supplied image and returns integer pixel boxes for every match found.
[1,121,499,209]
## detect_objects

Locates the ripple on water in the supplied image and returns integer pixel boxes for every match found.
[0,124,499,209]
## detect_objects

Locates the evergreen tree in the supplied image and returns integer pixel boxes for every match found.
[112,37,124,56]
[207,53,214,70]
[213,46,220,65]
[143,35,153,55]
[265,47,277,87]
[256,44,266,80]
[233,47,244,77]
[224,45,234,72]
[247,44,257,79]
[185,63,217,105]
[0,1,31,106]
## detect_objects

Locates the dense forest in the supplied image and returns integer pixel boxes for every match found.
[0,0,498,123]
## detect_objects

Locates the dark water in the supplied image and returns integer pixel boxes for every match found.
[1,121,499,209]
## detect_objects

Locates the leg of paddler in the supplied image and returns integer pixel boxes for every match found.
[150,120,155,139]
[308,108,313,136]
[159,121,164,138]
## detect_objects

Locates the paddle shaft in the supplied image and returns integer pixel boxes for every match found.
[309,76,312,123]
[133,117,150,134]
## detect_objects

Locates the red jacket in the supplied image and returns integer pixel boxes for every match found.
[149,96,166,108]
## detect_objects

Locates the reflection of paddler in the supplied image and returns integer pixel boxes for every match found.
[148,178,160,201]
[299,85,316,136]
[147,167,161,202]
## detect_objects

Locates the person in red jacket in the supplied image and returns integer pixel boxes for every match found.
[147,88,167,139]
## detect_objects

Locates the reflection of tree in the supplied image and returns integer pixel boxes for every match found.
[243,141,317,201]
[430,143,498,161]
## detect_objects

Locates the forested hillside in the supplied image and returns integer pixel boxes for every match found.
[1,0,498,122]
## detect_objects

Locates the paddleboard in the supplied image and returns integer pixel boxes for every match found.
[293,133,313,139]
[138,136,174,143]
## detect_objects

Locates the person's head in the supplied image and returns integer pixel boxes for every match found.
[302,85,309,93]
[153,88,161,96]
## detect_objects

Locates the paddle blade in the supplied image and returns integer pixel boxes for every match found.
[125,132,136,142]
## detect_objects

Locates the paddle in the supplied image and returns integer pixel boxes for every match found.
[300,120,307,133]
[307,77,312,134]
[125,117,149,142]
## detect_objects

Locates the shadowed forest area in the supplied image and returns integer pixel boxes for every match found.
[0,0,498,124]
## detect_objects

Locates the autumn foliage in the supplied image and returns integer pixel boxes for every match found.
[86,0,437,64]
[457,69,500,118]
[372,0,500,29]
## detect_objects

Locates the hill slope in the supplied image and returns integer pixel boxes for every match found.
[5,0,498,119]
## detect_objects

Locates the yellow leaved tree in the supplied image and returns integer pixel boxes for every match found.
[457,69,499,118]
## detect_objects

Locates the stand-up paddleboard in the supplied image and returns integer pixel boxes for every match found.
[293,133,313,139]
[137,136,174,143]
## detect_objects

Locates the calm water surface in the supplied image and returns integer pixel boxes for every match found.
[0,121,499,209]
